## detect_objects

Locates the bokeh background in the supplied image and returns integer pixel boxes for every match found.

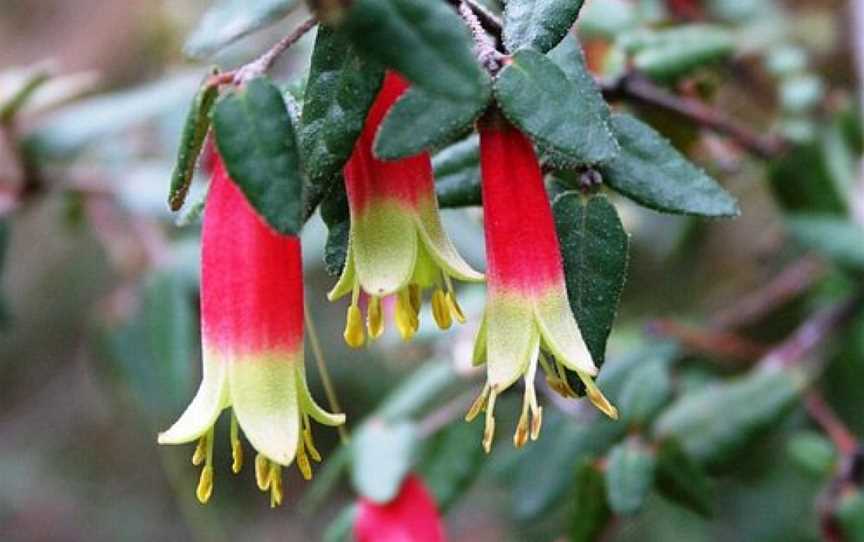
[2,0,863,541]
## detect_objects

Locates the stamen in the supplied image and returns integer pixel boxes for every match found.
[230,412,243,474]
[196,465,214,504]
[255,453,271,491]
[442,274,466,324]
[514,399,530,448]
[268,464,283,508]
[465,383,490,422]
[482,388,498,454]
[302,414,322,462]
[395,289,419,341]
[581,375,619,420]
[192,434,207,466]
[366,295,384,339]
[408,284,421,315]
[344,304,365,348]
[296,439,313,481]
[431,289,452,330]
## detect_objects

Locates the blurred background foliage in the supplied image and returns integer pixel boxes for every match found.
[2,0,864,541]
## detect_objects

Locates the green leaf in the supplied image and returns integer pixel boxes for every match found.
[495,49,618,165]
[655,368,804,466]
[605,436,656,515]
[332,0,486,100]
[654,439,714,517]
[836,490,864,542]
[374,78,491,160]
[553,193,629,367]
[570,457,612,542]
[786,215,864,269]
[320,179,350,276]
[0,66,51,123]
[184,0,299,58]
[432,135,481,208]
[618,359,672,425]
[787,431,836,477]
[600,113,739,217]
[419,421,486,512]
[301,26,384,185]
[617,25,735,81]
[503,0,585,54]
[212,77,304,235]
[351,421,419,503]
[168,78,219,211]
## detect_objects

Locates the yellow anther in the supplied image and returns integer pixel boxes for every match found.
[255,453,271,491]
[196,465,214,504]
[445,292,466,324]
[465,384,490,422]
[514,409,529,448]
[296,443,313,481]
[230,413,243,474]
[192,435,207,466]
[482,389,498,454]
[583,377,619,420]
[366,296,384,339]
[344,304,366,348]
[303,427,322,463]
[408,284,421,315]
[269,465,283,508]
[431,289,452,330]
[395,291,418,342]
[530,406,543,441]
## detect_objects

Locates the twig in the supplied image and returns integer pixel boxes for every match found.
[806,391,858,457]
[646,319,768,362]
[600,72,789,159]
[458,2,504,73]
[233,16,319,84]
[304,301,350,444]
[445,0,503,48]
[711,255,825,329]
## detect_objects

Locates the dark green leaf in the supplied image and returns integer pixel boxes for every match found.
[351,421,419,503]
[301,26,384,185]
[554,193,629,367]
[503,0,585,53]
[655,368,804,466]
[600,113,739,217]
[374,79,491,160]
[495,49,618,165]
[654,439,714,517]
[184,0,299,58]
[212,77,303,235]
[786,215,864,269]
[420,421,486,512]
[320,178,350,275]
[168,78,218,211]
[605,437,656,515]
[769,141,848,214]
[618,360,672,425]
[570,457,612,542]
[333,0,486,100]
[836,490,864,542]
[432,135,481,208]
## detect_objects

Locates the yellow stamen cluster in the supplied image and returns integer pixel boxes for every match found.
[342,274,466,348]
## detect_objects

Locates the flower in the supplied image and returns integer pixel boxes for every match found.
[354,474,446,542]
[328,71,483,347]
[158,155,344,506]
[467,113,617,452]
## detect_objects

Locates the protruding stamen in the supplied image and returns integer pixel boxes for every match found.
[344,304,365,348]
[408,284,421,315]
[303,415,322,462]
[268,464,283,508]
[255,453,271,491]
[581,375,619,420]
[514,402,530,448]
[465,383,490,422]
[296,439,313,481]
[482,388,498,454]
[196,465,214,504]
[442,274,466,324]
[192,434,207,466]
[230,412,243,474]
[530,406,543,441]
[366,296,384,339]
[395,289,419,341]
[431,289,452,330]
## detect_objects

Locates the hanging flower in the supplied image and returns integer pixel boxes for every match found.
[328,71,483,347]
[467,113,618,452]
[158,155,344,506]
[354,474,446,542]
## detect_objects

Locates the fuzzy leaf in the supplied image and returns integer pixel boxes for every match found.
[600,113,740,217]
[787,215,864,269]
[553,192,629,367]
[419,421,486,512]
[618,360,671,425]
[212,77,304,235]
[301,26,384,186]
[570,457,612,542]
[655,369,804,466]
[351,421,419,503]
[168,78,218,211]
[654,439,715,517]
[495,49,618,165]
[374,78,491,160]
[432,135,481,208]
[503,0,585,53]
[320,179,350,276]
[605,437,656,515]
[332,0,486,100]
[184,0,299,58]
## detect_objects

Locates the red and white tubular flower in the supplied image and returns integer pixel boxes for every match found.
[328,72,483,347]
[354,474,446,542]
[467,114,618,452]
[158,156,344,506]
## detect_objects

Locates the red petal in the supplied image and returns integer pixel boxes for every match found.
[479,116,565,293]
[201,156,304,354]
[354,475,446,542]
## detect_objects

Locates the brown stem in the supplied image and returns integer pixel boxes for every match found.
[234,16,319,83]
[646,319,768,362]
[805,391,858,457]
